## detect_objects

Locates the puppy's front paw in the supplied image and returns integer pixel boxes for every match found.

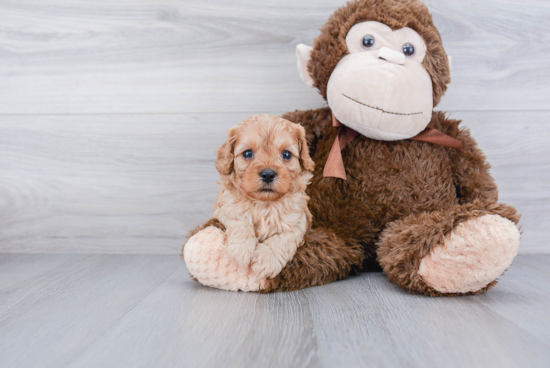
[251,246,283,279]
[227,236,257,268]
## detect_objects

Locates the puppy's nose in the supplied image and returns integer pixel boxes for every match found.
[260,169,277,183]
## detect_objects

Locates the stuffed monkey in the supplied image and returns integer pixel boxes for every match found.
[184,0,520,296]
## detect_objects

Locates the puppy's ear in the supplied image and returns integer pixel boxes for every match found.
[216,126,238,175]
[293,124,315,172]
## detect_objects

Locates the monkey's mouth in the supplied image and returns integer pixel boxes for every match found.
[342,94,423,116]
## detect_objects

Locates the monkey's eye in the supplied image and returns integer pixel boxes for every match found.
[243,150,254,159]
[282,151,292,161]
[402,43,415,56]
[362,35,375,49]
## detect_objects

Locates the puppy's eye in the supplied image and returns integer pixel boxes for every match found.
[282,151,292,161]
[242,150,254,159]
[362,35,375,49]
[402,43,415,56]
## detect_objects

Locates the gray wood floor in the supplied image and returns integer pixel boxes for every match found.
[0,254,549,368]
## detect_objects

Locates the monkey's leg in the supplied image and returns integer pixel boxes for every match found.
[180,218,225,259]
[260,227,365,293]
[377,201,520,296]
[183,222,266,292]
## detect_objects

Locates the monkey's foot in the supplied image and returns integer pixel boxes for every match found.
[418,214,520,293]
[183,226,267,292]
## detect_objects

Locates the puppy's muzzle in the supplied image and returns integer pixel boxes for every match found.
[260,169,277,184]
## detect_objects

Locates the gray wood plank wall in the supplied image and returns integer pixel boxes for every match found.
[0,0,548,253]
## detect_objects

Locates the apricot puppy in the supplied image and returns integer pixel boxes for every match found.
[214,114,315,279]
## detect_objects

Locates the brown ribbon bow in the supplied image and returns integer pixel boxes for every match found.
[323,113,463,180]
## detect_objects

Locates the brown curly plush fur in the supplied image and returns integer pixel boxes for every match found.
[260,107,519,295]
[377,200,520,296]
[260,0,520,296]
[260,227,364,293]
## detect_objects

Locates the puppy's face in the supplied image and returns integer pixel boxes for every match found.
[216,115,315,202]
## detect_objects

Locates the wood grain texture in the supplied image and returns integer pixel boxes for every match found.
[305,270,550,368]
[0,0,549,114]
[0,0,548,253]
[0,255,180,368]
[0,254,90,314]
[0,254,549,368]
[70,267,320,368]
[0,113,242,253]
[0,111,547,254]
[453,111,550,253]
[476,257,550,345]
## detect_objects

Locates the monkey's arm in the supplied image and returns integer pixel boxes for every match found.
[282,107,332,157]
[436,112,498,203]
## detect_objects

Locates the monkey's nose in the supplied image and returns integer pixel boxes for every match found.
[378,47,406,65]
[260,169,277,183]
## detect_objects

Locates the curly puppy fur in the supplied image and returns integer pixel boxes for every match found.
[211,115,314,279]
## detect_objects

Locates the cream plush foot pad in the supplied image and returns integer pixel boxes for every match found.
[419,214,520,293]
[183,226,266,292]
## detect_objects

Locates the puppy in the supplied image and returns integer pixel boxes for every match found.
[214,114,315,279]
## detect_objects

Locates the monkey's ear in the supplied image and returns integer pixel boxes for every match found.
[293,123,315,172]
[296,44,315,88]
[215,127,238,175]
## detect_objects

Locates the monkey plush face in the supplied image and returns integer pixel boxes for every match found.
[332,21,433,140]
[296,0,451,142]
[298,21,436,140]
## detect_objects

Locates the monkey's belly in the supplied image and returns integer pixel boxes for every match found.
[308,137,459,239]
